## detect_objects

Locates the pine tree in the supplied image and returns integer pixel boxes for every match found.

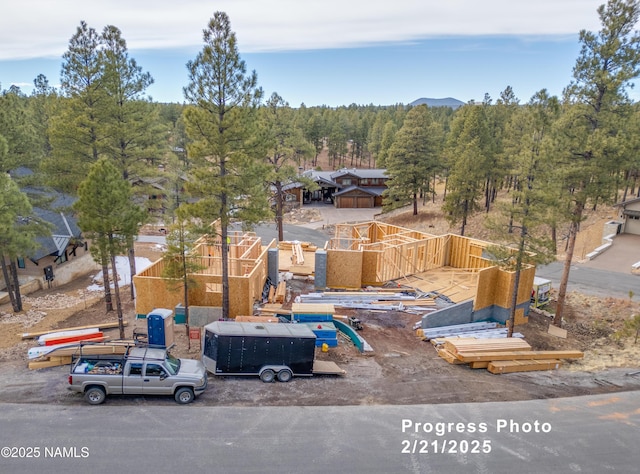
[161,210,206,350]
[0,173,50,312]
[74,158,145,338]
[553,0,640,325]
[383,105,443,215]
[443,105,491,235]
[485,90,560,335]
[182,11,264,319]
[100,24,162,298]
[44,21,107,193]
[259,93,315,241]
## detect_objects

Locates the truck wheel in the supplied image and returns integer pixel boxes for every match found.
[174,387,195,404]
[277,369,293,383]
[84,386,106,405]
[260,369,275,383]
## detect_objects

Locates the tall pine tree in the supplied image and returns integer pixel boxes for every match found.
[553,0,640,325]
[182,11,265,319]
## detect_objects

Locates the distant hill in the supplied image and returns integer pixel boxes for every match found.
[409,97,465,109]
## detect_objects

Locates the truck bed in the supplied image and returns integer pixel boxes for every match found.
[312,360,346,375]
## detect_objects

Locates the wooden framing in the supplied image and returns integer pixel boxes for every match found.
[134,229,274,319]
[324,221,535,315]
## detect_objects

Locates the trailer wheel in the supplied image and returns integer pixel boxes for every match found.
[260,369,276,383]
[277,369,293,383]
[84,386,106,405]
[174,387,195,404]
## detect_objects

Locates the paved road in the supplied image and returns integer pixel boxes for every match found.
[1,391,638,473]
[536,261,639,299]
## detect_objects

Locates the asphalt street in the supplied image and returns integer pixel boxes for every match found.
[536,261,639,299]
[1,391,638,473]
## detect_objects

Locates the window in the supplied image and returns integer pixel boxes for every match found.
[341,178,352,186]
[145,364,166,377]
[206,283,222,293]
[129,363,143,376]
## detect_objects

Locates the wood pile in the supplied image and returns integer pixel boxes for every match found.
[419,321,524,342]
[435,337,583,374]
[279,241,318,252]
[28,341,135,370]
[266,281,287,304]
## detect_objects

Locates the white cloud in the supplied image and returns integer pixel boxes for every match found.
[1,0,604,60]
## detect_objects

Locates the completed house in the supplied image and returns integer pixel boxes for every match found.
[291,168,388,209]
[613,196,640,235]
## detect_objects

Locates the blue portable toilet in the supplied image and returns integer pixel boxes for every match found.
[147,308,175,347]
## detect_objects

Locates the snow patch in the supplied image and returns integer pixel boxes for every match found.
[88,256,153,292]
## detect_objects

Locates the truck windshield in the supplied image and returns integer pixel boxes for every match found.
[165,353,181,375]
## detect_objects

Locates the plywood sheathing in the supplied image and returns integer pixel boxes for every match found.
[323,222,534,316]
[326,249,363,289]
[134,229,273,319]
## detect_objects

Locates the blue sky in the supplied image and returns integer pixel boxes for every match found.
[0,0,618,107]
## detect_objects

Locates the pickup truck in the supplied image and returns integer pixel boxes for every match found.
[68,346,208,405]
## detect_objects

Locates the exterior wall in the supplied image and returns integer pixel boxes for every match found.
[326,249,363,288]
[4,245,98,298]
[624,201,640,234]
[325,222,535,322]
[133,234,272,318]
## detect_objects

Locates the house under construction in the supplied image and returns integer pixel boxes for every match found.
[133,221,535,325]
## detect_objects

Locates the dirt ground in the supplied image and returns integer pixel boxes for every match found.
[1,220,640,407]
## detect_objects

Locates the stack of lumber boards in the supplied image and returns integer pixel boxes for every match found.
[267,281,287,303]
[24,322,130,369]
[298,290,434,312]
[279,241,318,252]
[28,341,135,370]
[21,321,125,340]
[290,242,305,265]
[422,321,525,343]
[436,337,583,374]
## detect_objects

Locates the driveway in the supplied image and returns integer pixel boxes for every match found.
[580,233,640,273]
[296,202,380,229]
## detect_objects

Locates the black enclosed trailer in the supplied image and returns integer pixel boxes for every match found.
[202,321,319,382]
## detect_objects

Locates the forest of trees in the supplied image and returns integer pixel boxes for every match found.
[1,1,640,323]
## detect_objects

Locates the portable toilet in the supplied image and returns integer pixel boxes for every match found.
[147,308,175,347]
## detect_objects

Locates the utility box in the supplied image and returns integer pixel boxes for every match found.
[147,308,175,348]
[531,277,552,309]
[174,303,186,324]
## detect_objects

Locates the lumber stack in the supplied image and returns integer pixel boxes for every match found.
[275,281,287,303]
[291,242,305,265]
[28,341,135,370]
[436,337,583,374]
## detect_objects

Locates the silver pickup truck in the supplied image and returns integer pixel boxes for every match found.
[68,346,208,405]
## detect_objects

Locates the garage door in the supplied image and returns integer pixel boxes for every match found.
[337,197,355,208]
[356,196,373,208]
[626,216,640,234]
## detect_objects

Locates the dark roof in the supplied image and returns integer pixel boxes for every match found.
[331,168,387,180]
[333,186,386,197]
[18,186,82,261]
[31,206,82,261]
[613,196,640,207]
